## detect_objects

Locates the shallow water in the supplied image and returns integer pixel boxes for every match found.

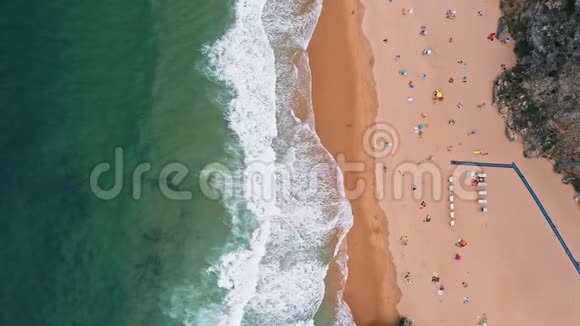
[0,0,353,325]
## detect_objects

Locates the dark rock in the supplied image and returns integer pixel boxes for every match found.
[495,0,579,193]
[497,17,508,39]
[506,128,518,141]
[562,176,574,184]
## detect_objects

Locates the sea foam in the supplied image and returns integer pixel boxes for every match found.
[196,0,355,324]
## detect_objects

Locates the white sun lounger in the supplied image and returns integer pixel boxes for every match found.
[477,173,487,178]
[450,203,455,210]
[450,219,456,227]
[449,195,455,202]
[448,176,454,183]
[478,190,487,195]
[477,182,487,187]
[478,199,487,204]
[481,207,488,213]
[449,185,454,191]
[450,211,455,218]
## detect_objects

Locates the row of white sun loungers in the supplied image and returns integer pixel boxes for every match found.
[476,172,487,212]
[448,172,488,221]
[449,177,455,226]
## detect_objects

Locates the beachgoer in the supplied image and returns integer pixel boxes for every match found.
[383,38,388,43]
[445,9,456,19]
[449,77,454,83]
[404,272,412,284]
[449,36,454,43]
[412,184,417,191]
[455,253,461,260]
[400,235,408,245]
[421,73,427,80]
[478,314,488,325]
[463,296,470,304]
[409,80,415,88]
[462,281,468,288]
[462,76,467,83]
[449,119,456,126]
[424,214,432,222]
[421,112,427,118]
[488,33,496,41]
[501,63,507,71]
[477,10,483,16]
[457,102,464,109]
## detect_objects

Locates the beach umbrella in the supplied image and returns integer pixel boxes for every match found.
[418,124,424,130]
[400,70,408,76]
[435,90,443,98]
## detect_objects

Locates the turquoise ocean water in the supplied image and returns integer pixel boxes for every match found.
[0,0,353,325]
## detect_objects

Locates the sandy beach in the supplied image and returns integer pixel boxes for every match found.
[310,0,580,325]
[310,0,400,324]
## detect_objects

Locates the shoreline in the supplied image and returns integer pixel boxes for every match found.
[310,0,580,324]
[309,0,400,324]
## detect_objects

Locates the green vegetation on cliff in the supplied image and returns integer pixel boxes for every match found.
[495,0,579,192]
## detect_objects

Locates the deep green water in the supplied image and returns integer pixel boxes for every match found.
[0,1,235,325]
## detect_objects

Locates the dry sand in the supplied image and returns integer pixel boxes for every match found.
[310,0,580,325]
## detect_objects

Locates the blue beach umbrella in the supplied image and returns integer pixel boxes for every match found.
[400,69,408,76]
[418,124,424,130]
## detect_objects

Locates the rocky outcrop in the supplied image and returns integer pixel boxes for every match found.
[494,0,579,192]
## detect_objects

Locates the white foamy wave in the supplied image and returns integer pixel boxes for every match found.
[193,0,356,325]
[200,0,279,325]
